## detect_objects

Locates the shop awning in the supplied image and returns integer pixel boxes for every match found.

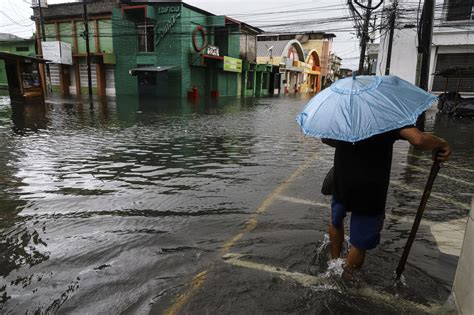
[129,66,175,76]
[0,52,49,63]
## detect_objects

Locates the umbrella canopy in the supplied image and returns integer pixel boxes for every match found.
[296,75,437,142]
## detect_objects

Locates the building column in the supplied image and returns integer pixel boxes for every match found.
[59,64,70,96]
[74,62,81,96]
[96,62,106,97]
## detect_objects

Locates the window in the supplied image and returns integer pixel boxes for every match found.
[21,63,41,89]
[137,24,155,52]
[16,47,29,52]
[446,0,474,21]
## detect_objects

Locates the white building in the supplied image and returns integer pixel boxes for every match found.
[377,0,474,95]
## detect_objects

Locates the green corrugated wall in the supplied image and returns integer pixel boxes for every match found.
[112,8,138,95]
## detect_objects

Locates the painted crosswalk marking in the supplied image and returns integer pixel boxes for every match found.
[223,253,442,313]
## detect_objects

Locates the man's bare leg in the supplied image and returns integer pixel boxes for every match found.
[329,223,344,258]
[346,246,366,270]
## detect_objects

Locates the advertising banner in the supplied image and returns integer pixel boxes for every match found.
[224,56,242,73]
[60,42,73,65]
[41,41,73,65]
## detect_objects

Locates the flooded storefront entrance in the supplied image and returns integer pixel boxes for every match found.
[0,95,472,313]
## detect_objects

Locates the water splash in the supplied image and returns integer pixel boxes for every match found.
[393,273,407,289]
[310,234,351,269]
[324,258,346,278]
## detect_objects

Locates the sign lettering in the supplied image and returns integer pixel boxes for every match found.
[224,56,242,73]
[154,11,181,47]
[157,6,181,14]
[206,45,220,57]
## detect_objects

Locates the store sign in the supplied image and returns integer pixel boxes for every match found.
[279,62,286,73]
[224,57,242,73]
[154,9,181,47]
[206,45,220,56]
[41,41,72,65]
[157,6,181,14]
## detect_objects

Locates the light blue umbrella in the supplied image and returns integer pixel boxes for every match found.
[296,75,438,142]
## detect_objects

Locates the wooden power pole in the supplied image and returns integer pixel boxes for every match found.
[385,0,398,75]
[37,0,51,94]
[83,0,93,100]
[358,0,373,74]
[418,0,435,91]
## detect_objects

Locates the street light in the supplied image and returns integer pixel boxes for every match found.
[265,44,274,64]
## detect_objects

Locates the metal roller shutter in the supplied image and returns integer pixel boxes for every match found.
[432,53,474,92]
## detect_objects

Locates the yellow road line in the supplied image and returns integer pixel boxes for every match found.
[164,271,208,315]
[164,153,319,315]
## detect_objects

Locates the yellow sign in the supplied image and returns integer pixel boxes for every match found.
[224,56,242,73]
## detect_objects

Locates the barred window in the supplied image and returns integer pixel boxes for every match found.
[137,24,155,53]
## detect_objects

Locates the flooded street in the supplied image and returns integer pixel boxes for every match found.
[0,95,472,313]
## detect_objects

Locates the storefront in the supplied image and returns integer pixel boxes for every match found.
[0,52,47,104]
[241,61,273,97]
[302,49,322,94]
[257,39,306,94]
[32,1,117,97]
[113,2,262,99]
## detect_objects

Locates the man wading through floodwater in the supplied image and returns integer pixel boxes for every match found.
[296,75,452,277]
[323,127,450,275]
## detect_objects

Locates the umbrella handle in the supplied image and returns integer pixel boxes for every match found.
[395,159,441,280]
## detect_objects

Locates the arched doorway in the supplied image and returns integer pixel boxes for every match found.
[283,40,305,93]
[306,50,322,93]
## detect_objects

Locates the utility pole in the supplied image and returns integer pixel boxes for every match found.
[82,0,93,100]
[385,0,397,75]
[349,0,383,74]
[358,0,372,74]
[415,0,435,131]
[37,0,51,94]
[418,0,435,91]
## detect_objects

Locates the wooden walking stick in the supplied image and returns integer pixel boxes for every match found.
[395,159,441,280]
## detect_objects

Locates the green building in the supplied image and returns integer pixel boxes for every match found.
[0,33,36,91]
[113,0,272,98]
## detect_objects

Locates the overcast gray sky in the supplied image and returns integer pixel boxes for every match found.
[0,0,361,69]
